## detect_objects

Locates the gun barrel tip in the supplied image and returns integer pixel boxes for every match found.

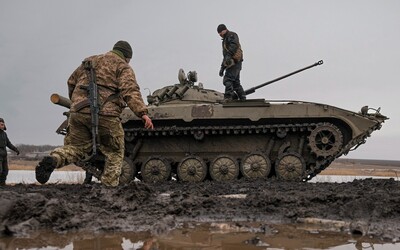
[50,93,60,103]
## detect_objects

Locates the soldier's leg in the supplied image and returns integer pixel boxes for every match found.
[51,113,92,166]
[0,158,3,178]
[0,158,6,185]
[231,62,246,100]
[233,77,246,100]
[83,172,93,184]
[98,116,124,187]
[223,68,236,100]
[234,84,246,100]
[36,113,92,184]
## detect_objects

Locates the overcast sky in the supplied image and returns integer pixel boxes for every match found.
[1,0,399,160]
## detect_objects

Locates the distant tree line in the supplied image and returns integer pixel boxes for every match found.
[13,144,60,156]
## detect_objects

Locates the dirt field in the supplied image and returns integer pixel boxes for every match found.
[1,159,400,243]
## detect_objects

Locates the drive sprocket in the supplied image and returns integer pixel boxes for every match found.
[308,123,343,157]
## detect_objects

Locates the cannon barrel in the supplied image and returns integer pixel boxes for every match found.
[50,93,71,109]
[244,60,323,95]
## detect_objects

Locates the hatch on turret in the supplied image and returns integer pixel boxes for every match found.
[147,69,224,105]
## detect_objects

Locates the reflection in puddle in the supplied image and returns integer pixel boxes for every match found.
[7,170,86,184]
[0,223,398,250]
[4,171,399,249]
[310,175,397,183]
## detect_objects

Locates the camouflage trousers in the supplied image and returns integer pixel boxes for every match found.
[51,112,124,187]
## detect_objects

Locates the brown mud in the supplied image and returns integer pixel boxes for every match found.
[1,178,400,243]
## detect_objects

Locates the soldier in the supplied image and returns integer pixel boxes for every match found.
[217,24,246,101]
[0,118,20,186]
[36,40,154,187]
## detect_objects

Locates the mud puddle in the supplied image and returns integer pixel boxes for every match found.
[1,222,398,250]
[6,170,85,184]
[1,178,400,248]
[6,170,397,185]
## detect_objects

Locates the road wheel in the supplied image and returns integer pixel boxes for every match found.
[241,153,271,179]
[141,156,171,183]
[275,152,306,181]
[177,156,207,182]
[210,155,239,182]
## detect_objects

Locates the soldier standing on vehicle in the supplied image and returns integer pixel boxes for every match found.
[35,40,154,187]
[0,118,20,186]
[217,24,246,101]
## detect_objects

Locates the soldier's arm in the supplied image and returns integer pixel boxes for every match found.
[6,135,18,153]
[67,65,83,99]
[118,65,148,118]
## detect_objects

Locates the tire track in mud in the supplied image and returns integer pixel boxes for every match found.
[1,178,399,241]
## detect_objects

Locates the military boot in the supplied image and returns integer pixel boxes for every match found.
[236,86,246,101]
[83,172,93,185]
[223,96,233,102]
[35,156,57,184]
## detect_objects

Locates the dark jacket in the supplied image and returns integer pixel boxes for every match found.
[222,31,243,63]
[0,130,18,157]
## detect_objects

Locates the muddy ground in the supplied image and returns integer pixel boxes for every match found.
[1,177,400,242]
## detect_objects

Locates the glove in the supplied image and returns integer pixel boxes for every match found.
[219,67,225,77]
[15,149,20,155]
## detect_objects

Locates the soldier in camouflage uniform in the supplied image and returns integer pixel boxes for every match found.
[0,118,20,186]
[36,41,154,187]
[217,24,246,101]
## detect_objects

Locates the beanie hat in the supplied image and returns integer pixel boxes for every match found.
[113,40,133,59]
[217,24,227,33]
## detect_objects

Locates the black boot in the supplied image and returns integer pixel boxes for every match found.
[83,172,93,184]
[236,86,246,100]
[35,156,57,184]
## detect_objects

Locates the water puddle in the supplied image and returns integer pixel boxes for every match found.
[6,170,397,185]
[0,223,398,250]
[2,172,399,249]
[6,170,86,184]
[310,174,397,183]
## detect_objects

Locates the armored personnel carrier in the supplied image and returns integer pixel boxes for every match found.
[52,60,387,183]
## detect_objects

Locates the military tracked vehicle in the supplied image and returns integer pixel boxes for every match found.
[51,60,387,183]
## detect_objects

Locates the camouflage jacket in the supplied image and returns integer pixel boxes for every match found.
[222,30,243,63]
[67,51,148,118]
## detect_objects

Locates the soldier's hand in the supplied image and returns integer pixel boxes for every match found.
[142,114,154,129]
[219,67,225,77]
[223,54,235,68]
[224,58,234,68]
[16,149,20,155]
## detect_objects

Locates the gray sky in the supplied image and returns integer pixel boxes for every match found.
[1,0,399,160]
